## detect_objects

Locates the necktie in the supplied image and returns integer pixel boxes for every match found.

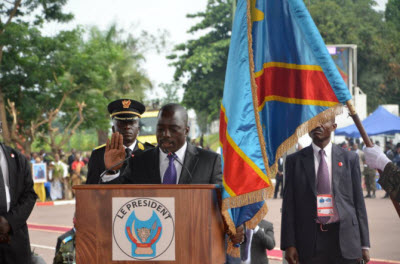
[125,148,133,158]
[163,154,177,184]
[317,149,330,224]
[0,165,7,214]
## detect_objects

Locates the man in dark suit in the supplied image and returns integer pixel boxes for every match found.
[240,219,275,264]
[103,103,222,184]
[0,143,38,263]
[281,118,370,264]
[86,99,153,184]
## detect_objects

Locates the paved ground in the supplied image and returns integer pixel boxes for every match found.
[28,189,399,264]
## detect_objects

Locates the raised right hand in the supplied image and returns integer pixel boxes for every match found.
[104,132,125,171]
[285,247,299,264]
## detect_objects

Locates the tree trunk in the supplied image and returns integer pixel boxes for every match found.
[97,129,108,146]
[0,90,11,145]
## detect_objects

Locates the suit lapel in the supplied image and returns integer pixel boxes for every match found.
[301,146,317,196]
[331,144,343,196]
[1,144,17,202]
[178,144,198,184]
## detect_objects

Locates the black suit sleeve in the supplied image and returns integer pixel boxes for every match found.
[255,220,275,250]
[281,154,296,250]
[4,152,37,234]
[351,153,370,247]
[211,153,222,185]
[86,149,105,184]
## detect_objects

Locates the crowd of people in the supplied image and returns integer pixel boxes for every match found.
[25,149,91,202]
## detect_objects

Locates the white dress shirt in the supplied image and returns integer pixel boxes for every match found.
[159,142,187,184]
[0,146,10,212]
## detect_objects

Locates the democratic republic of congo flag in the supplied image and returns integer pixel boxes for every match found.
[220,0,352,256]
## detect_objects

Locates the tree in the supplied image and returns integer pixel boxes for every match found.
[159,81,182,105]
[307,0,400,111]
[167,0,233,134]
[0,0,73,145]
[78,25,152,145]
[385,0,400,30]
[1,22,152,154]
[1,25,87,154]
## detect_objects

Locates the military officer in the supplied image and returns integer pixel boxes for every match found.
[364,145,400,202]
[86,99,153,184]
[53,230,75,264]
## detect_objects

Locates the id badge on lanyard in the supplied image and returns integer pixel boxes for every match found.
[317,194,334,217]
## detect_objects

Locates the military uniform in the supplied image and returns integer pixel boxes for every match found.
[85,99,154,184]
[53,231,75,264]
[379,162,400,202]
[363,166,376,198]
[86,141,152,184]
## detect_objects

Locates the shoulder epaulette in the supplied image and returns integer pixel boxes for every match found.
[144,142,155,149]
[93,144,106,150]
[62,235,73,244]
[138,142,144,150]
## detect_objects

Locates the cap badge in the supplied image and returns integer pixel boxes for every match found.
[122,100,131,109]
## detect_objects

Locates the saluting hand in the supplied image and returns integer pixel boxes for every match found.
[104,132,125,171]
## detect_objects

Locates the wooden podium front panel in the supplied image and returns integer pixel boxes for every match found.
[74,185,225,264]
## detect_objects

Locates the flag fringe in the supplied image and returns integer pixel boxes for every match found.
[224,199,270,257]
[273,103,344,172]
[246,0,273,181]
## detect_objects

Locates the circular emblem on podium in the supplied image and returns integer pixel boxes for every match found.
[112,197,175,260]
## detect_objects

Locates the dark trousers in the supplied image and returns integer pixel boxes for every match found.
[274,175,283,198]
[302,223,359,264]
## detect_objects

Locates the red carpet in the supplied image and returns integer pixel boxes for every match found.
[28,223,72,233]
[267,249,400,264]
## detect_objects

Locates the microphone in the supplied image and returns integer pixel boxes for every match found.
[168,152,193,182]
[98,153,134,183]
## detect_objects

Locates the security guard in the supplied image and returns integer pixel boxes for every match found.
[86,99,153,184]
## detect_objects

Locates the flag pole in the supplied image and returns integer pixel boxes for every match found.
[346,100,400,218]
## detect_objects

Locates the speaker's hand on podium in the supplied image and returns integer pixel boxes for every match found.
[105,132,125,171]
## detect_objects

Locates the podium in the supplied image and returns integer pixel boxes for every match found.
[73,184,225,264]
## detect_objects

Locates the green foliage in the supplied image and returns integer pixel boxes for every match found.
[385,0,400,30]
[170,0,400,120]
[158,81,182,105]
[168,0,233,132]
[31,130,98,153]
[70,25,152,132]
[307,0,400,111]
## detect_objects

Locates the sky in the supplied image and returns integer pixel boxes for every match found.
[42,0,388,99]
[43,0,209,99]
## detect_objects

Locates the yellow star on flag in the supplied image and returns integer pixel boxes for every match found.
[251,0,264,23]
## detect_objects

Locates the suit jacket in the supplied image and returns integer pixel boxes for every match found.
[112,143,222,184]
[86,141,151,184]
[242,220,275,264]
[0,143,38,263]
[281,144,369,261]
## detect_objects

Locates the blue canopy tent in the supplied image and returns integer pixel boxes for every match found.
[336,106,400,138]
